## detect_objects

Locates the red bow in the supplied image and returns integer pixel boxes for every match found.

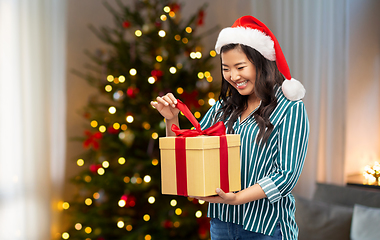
[172,99,226,136]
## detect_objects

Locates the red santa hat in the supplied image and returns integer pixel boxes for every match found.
[215,15,305,101]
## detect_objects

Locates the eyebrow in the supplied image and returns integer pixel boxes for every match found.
[222,62,247,67]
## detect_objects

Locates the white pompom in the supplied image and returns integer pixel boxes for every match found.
[282,78,306,101]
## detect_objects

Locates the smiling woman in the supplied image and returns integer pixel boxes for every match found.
[0,1,66,239]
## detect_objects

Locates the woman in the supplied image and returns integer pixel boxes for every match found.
[151,16,309,240]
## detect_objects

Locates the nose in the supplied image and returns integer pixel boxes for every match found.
[230,69,240,81]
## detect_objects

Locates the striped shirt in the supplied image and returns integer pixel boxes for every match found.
[199,86,309,239]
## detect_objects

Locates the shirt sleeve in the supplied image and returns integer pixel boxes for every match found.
[257,101,310,204]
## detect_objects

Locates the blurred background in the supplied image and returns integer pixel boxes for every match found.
[0,0,379,239]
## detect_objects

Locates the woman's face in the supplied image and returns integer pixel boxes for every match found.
[221,48,257,98]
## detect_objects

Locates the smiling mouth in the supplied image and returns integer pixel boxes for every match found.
[236,80,248,88]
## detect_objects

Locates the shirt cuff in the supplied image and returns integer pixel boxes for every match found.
[257,177,282,203]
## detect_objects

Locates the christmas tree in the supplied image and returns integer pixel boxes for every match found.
[62,0,219,239]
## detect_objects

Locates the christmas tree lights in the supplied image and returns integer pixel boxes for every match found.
[63,0,218,239]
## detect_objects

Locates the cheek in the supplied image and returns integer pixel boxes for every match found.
[223,72,230,80]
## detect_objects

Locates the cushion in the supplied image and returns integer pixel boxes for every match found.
[294,194,353,240]
[313,183,380,208]
[350,204,380,240]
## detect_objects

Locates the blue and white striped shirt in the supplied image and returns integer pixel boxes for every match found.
[199,86,309,239]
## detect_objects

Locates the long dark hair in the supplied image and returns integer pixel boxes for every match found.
[216,44,284,145]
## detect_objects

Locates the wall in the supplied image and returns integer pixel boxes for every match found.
[345,0,380,176]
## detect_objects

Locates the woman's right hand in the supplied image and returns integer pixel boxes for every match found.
[150,93,180,120]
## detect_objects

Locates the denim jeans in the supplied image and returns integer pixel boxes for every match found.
[210,218,282,240]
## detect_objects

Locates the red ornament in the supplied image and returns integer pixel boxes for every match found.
[121,195,128,201]
[107,126,119,134]
[169,3,180,12]
[127,86,140,98]
[163,220,173,229]
[197,10,205,26]
[122,21,131,28]
[181,90,200,109]
[83,130,102,150]
[89,164,102,173]
[197,216,210,239]
[155,21,162,28]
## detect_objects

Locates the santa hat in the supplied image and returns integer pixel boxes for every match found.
[215,15,305,101]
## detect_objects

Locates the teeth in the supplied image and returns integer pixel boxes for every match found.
[236,80,247,87]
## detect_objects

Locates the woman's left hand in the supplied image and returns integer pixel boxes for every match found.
[192,188,240,205]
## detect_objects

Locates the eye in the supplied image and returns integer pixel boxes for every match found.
[222,68,229,72]
[238,66,246,70]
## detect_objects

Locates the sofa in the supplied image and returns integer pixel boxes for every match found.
[294,183,380,240]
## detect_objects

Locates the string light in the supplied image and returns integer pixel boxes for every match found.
[207,76,213,82]
[102,161,109,168]
[90,120,98,128]
[148,76,156,84]
[197,72,204,79]
[158,30,166,37]
[126,115,134,123]
[163,6,171,13]
[126,225,133,231]
[210,50,217,57]
[198,99,205,106]
[160,15,167,21]
[169,66,177,74]
[208,92,214,98]
[118,199,126,207]
[195,210,202,218]
[143,214,150,221]
[129,68,137,76]
[175,208,182,215]
[93,192,100,199]
[173,221,180,227]
[174,35,181,41]
[190,52,196,59]
[145,235,152,240]
[152,159,159,166]
[84,175,91,182]
[195,52,202,58]
[148,196,155,204]
[170,199,177,207]
[177,87,183,94]
[185,27,192,33]
[75,223,82,230]
[194,112,201,119]
[151,132,158,139]
[114,77,119,84]
[208,98,216,106]
[121,124,127,130]
[182,38,188,44]
[123,176,130,183]
[118,157,126,165]
[113,122,120,129]
[117,221,125,228]
[62,232,69,239]
[105,85,112,92]
[107,75,114,82]
[156,56,163,62]
[119,75,125,83]
[144,175,151,183]
[62,202,70,210]
[142,122,151,130]
[198,200,205,204]
[136,177,142,184]
[85,198,92,206]
[97,167,105,175]
[85,227,92,234]
[169,11,175,17]
[135,30,142,37]
[108,106,116,114]
[204,71,211,78]
[99,125,106,133]
[77,159,84,166]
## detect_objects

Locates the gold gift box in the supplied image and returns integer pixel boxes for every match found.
[159,134,241,197]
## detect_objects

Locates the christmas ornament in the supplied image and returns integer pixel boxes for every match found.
[197,10,205,26]
[122,21,131,28]
[89,164,102,173]
[83,130,102,150]
[215,15,305,101]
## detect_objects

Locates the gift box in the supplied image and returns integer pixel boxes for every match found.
[158,100,241,197]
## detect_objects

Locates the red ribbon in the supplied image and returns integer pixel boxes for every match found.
[172,100,230,196]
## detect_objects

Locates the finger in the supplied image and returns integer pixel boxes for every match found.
[162,95,176,108]
[216,188,226,198]
[166,93,178,105]
[156,96,169,106]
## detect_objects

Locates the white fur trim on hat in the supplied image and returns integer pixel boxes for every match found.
[282,78,306,101]
[215,27,276,61]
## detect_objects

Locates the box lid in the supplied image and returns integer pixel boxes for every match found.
[159,134,240,150]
